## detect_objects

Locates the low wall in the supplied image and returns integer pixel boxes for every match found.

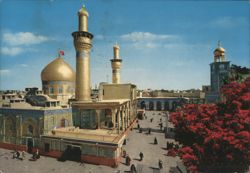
[0,142,27,151]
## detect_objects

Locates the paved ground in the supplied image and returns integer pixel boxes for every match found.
[0,111,180,173]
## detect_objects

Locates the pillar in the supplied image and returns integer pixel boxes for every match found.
[96,110,101,129]
[111,108,117,129]
[118,109,121,134]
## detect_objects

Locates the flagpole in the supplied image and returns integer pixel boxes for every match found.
[58,48,60,58]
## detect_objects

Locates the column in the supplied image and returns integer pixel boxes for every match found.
[118,108,121,134]
[96,110,101,129]
[111,108,117,129]
[3,116,5,142]
[121,107,125,131]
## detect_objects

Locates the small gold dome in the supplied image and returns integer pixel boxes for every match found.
[214,47,225,53]
[41,58,75,82]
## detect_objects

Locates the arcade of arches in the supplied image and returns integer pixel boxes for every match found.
[138,98,185,111]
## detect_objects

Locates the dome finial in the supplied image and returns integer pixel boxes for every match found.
[218,40,221,47]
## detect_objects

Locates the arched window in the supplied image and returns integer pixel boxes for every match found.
[149,102,154,110]
[49,87,54,94]
[164,101,169,110]
[58,87,63,94]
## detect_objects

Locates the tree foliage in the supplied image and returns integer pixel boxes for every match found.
[169,77,250,173]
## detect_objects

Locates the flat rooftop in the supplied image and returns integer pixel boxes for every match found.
[43,126,123,144]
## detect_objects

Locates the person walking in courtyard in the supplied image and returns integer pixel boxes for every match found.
[159,159,163,169]
[122,149,126,158]
[130,164,137,173]
[148,128,151,134]
[139,152,144,161]
[137,123,140,129]
[159,122,163,131]
[154,137,158,144]
[126,155,131,166]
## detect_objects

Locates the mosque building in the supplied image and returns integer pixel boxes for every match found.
[0,55,74,153]
[40,6,137,167]
[0,5,137,167]
[0,3,234,168]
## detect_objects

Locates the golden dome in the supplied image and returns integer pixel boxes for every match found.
[214,41,226,53]
[41,57,75,82]
[214,47,225,52]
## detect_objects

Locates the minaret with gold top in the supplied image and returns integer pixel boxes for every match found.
[111,43,122,84]
[209,41,230,102]
[72,5,93,101]
[213,41,226,62]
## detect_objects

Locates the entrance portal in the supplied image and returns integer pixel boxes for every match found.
[59,145,81,162]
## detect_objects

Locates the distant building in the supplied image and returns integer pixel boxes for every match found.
[206,42,230,103]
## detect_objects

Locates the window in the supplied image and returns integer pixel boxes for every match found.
[49,87,54,94]
[58,87,63,94]
[219,64,224,70]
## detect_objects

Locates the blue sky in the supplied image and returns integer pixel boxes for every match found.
[0,0,249,90]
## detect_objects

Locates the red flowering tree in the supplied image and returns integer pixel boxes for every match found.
[169,77,250,173]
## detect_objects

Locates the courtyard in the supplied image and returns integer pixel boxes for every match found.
[0,111,180,173]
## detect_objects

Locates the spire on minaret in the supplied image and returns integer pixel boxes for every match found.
[78,4,89,32]
[218,40,221,47]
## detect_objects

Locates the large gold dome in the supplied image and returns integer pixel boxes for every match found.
[41,57,75,82]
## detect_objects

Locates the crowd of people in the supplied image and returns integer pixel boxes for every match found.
[12,149,40,161]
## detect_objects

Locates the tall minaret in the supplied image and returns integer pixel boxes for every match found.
[72,5,93,101]
[111,43,122,84]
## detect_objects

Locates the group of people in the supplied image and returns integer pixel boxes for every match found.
[166,141,179,150]
[31,149,40,161]
[12,150,25,160]
[12,149,40,161]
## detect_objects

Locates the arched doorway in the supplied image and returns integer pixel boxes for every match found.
[164,101,169,110]
[61,118,66,127]
[149,101,154,110]
[156,101,162,111]
[5,116,16,137]
[172,101,177,111]
[140,101,146,109]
